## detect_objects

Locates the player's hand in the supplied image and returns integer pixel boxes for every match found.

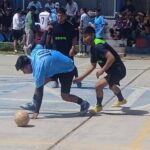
[69,47,77,56]
[96,69,104,78]
[31,113,39,119]
[73,77,82,83]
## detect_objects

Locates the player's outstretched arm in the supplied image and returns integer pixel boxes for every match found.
[31,86,44,119]
[73,63,96,83]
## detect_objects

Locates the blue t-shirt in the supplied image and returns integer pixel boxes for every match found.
[94,16,105,38]
[31,44,75,88]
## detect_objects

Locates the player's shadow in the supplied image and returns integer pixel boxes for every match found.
[19,125,35,128]
[72,86,95,90]
[102,107,149,116]
[38,112,96,119]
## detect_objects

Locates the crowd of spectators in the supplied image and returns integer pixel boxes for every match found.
[0,0,150,52]
[109,0,150,47]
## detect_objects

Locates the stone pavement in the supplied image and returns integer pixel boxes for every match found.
[0,54,150,150]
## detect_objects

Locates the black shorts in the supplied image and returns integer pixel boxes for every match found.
[12,29,23,40]
[51,68,75,93]
[105,64,126,87]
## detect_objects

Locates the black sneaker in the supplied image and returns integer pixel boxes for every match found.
[80,101,90,115]
[77,82,82,88]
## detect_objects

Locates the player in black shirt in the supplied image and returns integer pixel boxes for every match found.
[46,7,81,88]
[73,26,127,114]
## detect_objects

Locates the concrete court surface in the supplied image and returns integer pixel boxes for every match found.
[0,54,150,150]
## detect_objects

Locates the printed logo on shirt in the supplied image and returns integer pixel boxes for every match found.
[55,36,67,40]
[97,60,103,64]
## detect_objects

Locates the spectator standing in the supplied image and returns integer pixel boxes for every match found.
[27,0,42,22]
[24,6,36,55]
[12,9,25,53]
[44,0,55,11]
[39,7,51,31]
[93,9,105,39]
[78,7,90,56]
[65,0,78,22]
[46,7,82,88]
[1,0,11,11]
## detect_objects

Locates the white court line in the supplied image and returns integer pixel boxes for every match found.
[124,88,146,107]
[0,97,64,103]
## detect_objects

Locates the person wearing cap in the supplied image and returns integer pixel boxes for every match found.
[15,43,90,119]
[73,26,127,114]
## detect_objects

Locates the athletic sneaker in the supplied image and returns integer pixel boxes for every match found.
[112,99,127,107]
[76,82,82,88]
[20,102,35,111]
[89,105,103,115]
[80,101,90,115]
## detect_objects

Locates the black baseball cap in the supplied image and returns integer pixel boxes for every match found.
[15,55,31,71]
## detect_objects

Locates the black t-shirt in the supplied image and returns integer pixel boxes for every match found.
[90,43,124,74]
[52,21,76,56]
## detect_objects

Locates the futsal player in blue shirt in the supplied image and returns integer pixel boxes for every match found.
[15,44,90,119]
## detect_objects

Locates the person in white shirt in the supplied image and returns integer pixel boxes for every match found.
[12,9,24,53]
[44,0,55,11]
[65,0,78,19]
[39,7,51,31]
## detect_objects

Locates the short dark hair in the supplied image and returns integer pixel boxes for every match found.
[83,26,96,34]
[57,7,66,15]
[45,7,50,12]
[30,6,36,11]
[15,55,31,71]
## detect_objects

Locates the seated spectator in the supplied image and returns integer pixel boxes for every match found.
[132,12,146,40]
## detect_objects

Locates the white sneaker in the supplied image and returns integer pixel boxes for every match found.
[77,53,82,56]
[14,49,18,53]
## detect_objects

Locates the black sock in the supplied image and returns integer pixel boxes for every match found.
[115,92,124,102]
[77,97,83,105]
[96,97,103,106]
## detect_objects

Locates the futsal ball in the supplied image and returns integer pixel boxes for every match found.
[14,110,30,127]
